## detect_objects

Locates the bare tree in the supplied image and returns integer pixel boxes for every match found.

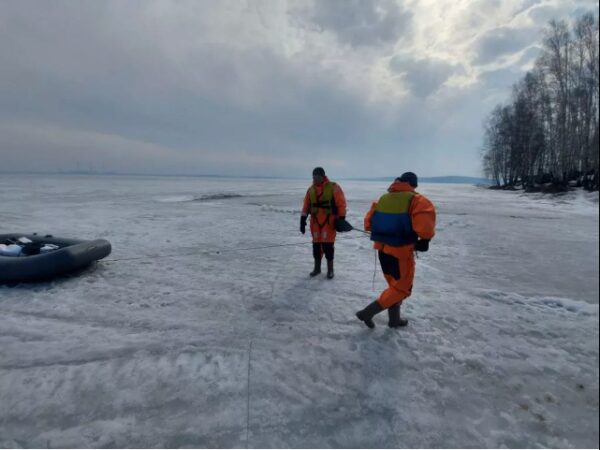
[481,12,599,192]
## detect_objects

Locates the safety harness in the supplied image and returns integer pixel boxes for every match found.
[309,182,337,229]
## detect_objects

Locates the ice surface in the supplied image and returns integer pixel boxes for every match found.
[0,174,598,448]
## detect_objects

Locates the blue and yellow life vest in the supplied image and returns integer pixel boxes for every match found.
[370,191,418,246]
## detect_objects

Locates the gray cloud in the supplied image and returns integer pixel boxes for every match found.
[300,0,412,47]
[478,0,600,63]
[390,56,464,98]
[518,45,543,66]
[474,26,538,64]
[527,0,598,24]
[0,0,595,178]
[479,67,526,91]
[0,2,379,175]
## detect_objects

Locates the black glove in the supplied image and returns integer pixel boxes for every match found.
[300,216,307,234]
[415,239,430,252]
[334,216,353,232]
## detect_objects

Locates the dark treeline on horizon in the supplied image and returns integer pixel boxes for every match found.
[482,12,599,192]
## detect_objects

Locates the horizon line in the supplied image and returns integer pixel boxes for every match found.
[0,170,488,181]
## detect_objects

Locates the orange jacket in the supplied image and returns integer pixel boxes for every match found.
[364,180,436,258]
[302,177,347,243]
[302,177,347,218]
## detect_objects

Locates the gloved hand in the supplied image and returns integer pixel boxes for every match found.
[334,216,353,232]
[415,239,430,252]
[300,215,307,234]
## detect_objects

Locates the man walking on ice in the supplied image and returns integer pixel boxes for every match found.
[356,172,436,328]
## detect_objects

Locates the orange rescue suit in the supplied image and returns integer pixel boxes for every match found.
[302,177,347,243]
[364,180,436,308]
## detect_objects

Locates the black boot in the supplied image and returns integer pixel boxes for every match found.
[356,301,383,329]
[310,258,322,277]
[388,303,409,328]
[326,260,334,279]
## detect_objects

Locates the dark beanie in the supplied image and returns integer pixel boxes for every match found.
[312,167,326,177]
[398,172,418,188]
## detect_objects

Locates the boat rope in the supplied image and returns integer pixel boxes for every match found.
[103,232,369,264]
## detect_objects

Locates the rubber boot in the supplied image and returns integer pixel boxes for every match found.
[356,301,384,329]
[310,258,322,277]
[326,260,334,279]
[388,303,409,328]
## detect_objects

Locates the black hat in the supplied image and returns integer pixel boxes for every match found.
[397,172,418,188]
[312,167,326,177]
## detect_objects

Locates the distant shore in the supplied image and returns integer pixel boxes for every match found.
[0,172,492,185]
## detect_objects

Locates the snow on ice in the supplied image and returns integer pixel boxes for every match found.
[0,174,598,448]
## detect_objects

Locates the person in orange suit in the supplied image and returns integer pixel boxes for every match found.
[300,167,347,279]
[356,172,436,328]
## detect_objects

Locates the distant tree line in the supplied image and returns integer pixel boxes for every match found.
[482,13,599,192]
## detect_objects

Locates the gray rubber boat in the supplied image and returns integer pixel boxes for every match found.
[0,233,111,284]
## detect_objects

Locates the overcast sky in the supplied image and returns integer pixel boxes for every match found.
[0,0,596,178]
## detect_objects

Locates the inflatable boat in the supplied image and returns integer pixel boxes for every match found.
[0,233,111,284]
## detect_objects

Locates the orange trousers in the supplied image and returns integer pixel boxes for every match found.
[376,247,415,309]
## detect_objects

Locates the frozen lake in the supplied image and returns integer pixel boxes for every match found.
[1,174,598,448]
